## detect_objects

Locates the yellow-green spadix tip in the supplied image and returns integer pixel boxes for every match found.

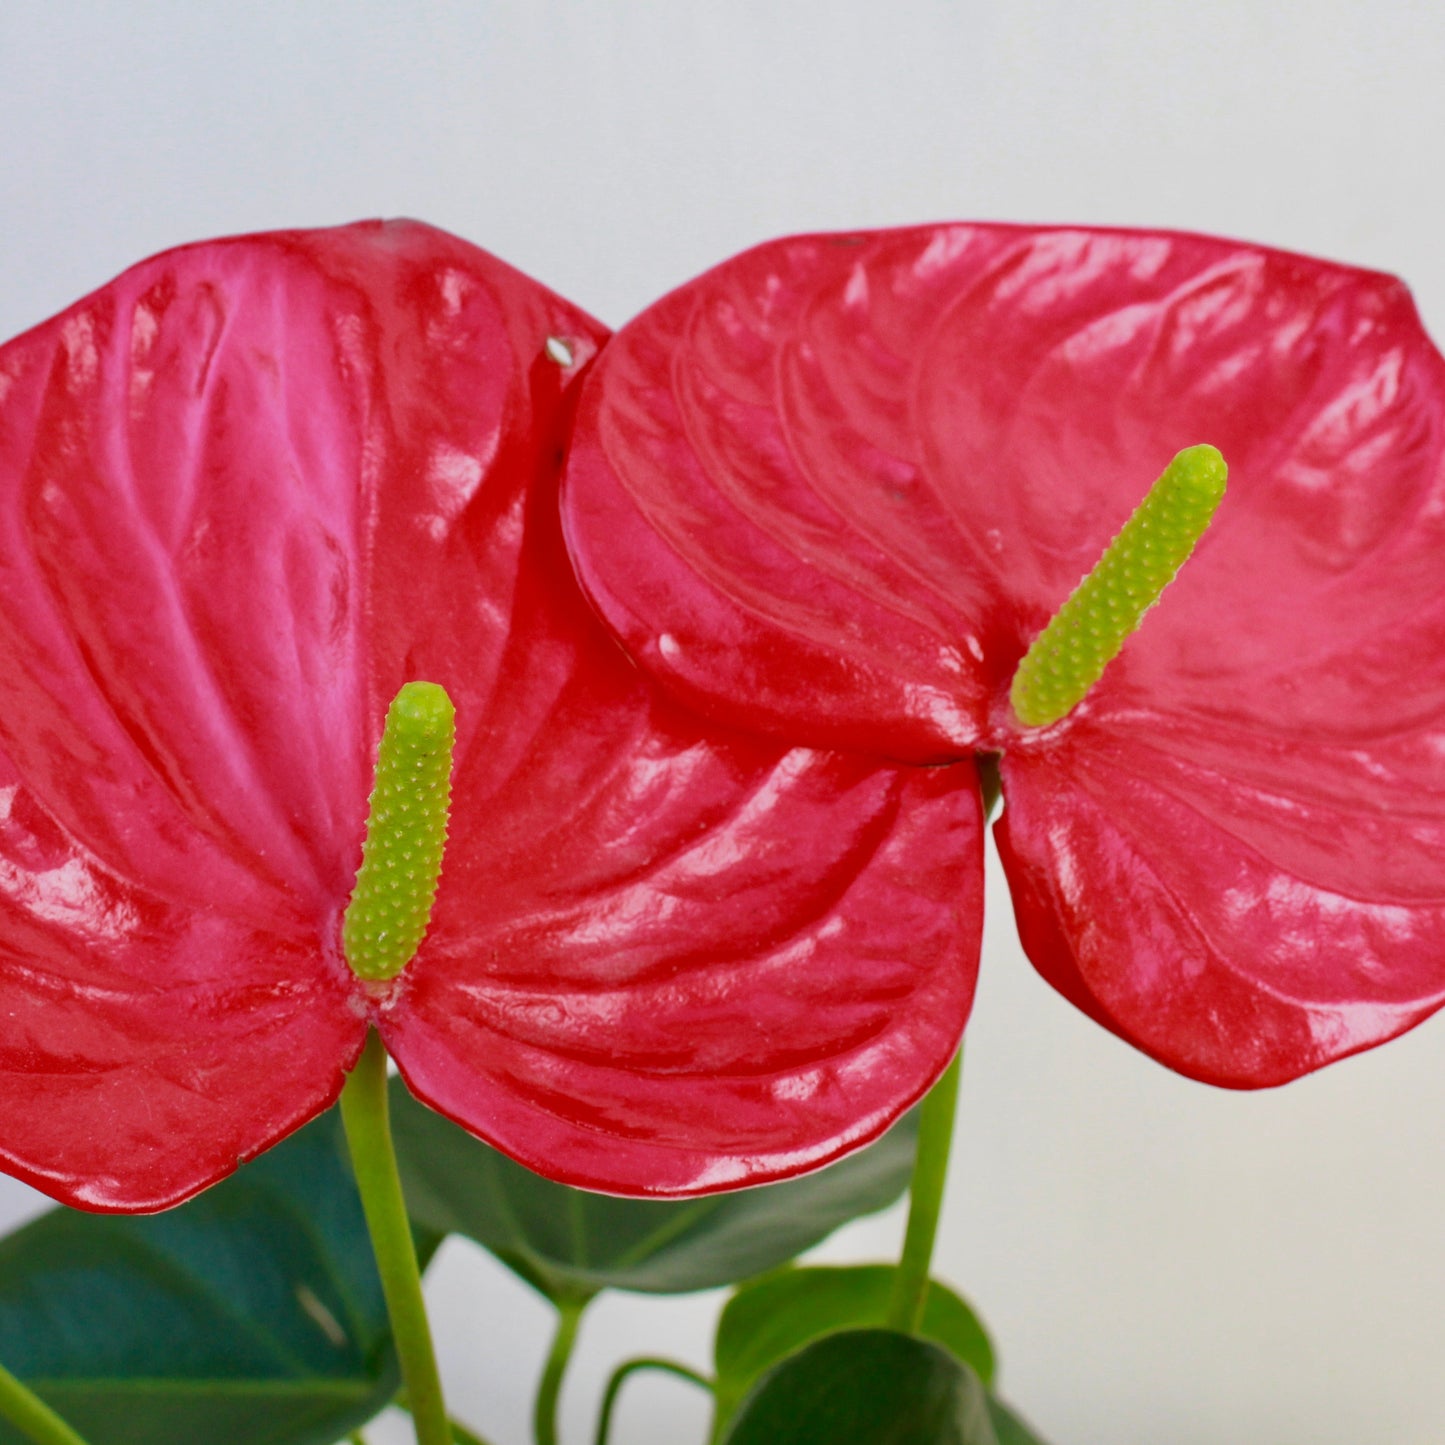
[1009,444,1227,729]
[342,681,456,983]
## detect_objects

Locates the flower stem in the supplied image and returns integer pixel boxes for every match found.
[340,1029,451,1445]
[533,1294,588,1445]
[442,1419,492,1445]
[395,1391,496,1445]
[593,1357,713,1445]
[0,1364,91,1445]
[886,1047,963,1334]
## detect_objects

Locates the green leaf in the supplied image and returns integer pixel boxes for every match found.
[0,1106,435,1445]
[986,1396,1053,1445]
[720,1329,998,1445]
[388,1077,919,1298]
[710,1265,994,1434]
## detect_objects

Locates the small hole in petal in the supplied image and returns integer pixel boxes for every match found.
[545,336,575,367]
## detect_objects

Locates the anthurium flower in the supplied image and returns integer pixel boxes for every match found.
[560,222,1445,1088]
[0,221,983,1211]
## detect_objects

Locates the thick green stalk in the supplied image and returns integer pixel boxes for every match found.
[341,1030,451,1445]
[0,1364,91,1445]
[886,1048,963,1333]
[395,1391,496,1445]
[594,1357,713,1445]
[441,1419,492,1445]
[533,1295,588,1445]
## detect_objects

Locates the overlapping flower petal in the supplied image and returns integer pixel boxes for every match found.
[0,221,983,1209]
[559,222,1445,1085]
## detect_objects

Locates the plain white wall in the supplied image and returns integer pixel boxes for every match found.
[2,4,1444,1444]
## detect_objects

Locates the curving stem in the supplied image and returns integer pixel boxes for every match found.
[533,1293,590,1445]
[593,1356,713,1445]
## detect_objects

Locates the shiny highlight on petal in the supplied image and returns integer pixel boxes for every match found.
[343,683,456,982]
[1010,444,1228,727]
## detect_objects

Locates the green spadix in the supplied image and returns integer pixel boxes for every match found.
[342,681,456,982]
[1010,444,1227,728]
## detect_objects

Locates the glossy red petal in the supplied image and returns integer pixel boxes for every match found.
[561,223,1445,759]
[2,221,985,1204]
[562,229,1012,762]
[0,785,362,1209]
[381,467,985,1195]
[0,220,609,1207]
[561,222,1445,1081]
[996,732,1445,1086]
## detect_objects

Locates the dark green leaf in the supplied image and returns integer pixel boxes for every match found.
[389,1077,919,1297]
[0,1106,433,1445]
[720,1328,997,1445]
[710,1264,994,1433]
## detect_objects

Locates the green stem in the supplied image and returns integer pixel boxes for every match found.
[533,1294,588,1445]
[594,1357,713,1445]
[395,1391,496,1445]
[340,1029,451,1445]
[886,1047,963,1334]
[0,1363,92,1445]
[442,1421,491,1445]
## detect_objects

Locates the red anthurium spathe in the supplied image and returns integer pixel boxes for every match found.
[560,222,1445,1088]
[0,221,983,1211]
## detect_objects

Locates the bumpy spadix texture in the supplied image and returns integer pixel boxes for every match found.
[343,683,455,982]
[1010,445,1227,727]
[561,222,1445,1089]
[0,222,982,1211]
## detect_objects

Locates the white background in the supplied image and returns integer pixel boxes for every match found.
[3,4,1445,1444]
